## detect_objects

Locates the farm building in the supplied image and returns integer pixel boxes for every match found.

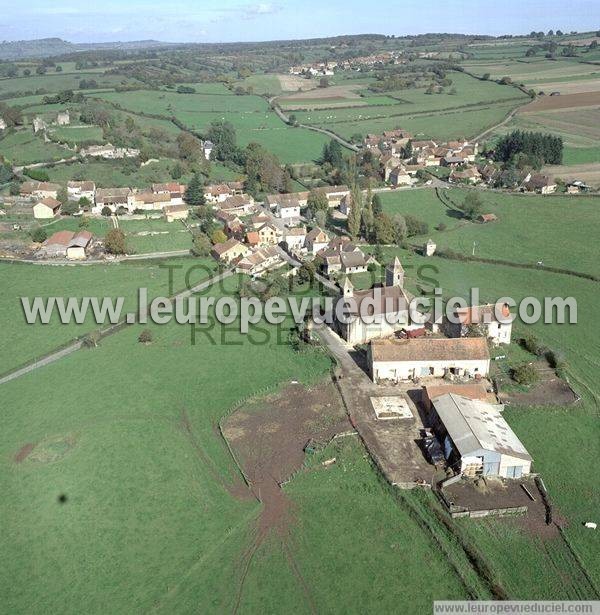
[56,111,70,126]
[164,204,189,222]
[152,183,186,204]
[67,181,96,202]
[21,181,60,200]
[477,213,498,223]
[313,185,350,207]
[38,230,93,259]
[93,188,133,214]
[33,197,61,219]
[421,383,494,412]
[429,393,532,478]
[522,174,557,194]
[130,192,172,211]
[389,165,413,186]
[369,337,490,383]
[444,303,512,345]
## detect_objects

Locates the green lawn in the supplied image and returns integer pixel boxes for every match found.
[563,146,600,165]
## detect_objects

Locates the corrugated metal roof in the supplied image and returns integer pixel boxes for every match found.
[431,393,532,461]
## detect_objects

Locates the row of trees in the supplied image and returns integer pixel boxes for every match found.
[493,130,563,166]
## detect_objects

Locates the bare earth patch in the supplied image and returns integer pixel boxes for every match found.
[277,74,317,92]
[14,442,36,463]
[527,78,600,95]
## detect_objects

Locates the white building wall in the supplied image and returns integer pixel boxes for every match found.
[372,358,490,382]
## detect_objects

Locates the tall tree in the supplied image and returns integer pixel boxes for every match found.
[347,185,363,238]
[184,173,205,206]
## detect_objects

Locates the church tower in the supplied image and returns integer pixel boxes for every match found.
[343,277,354,298]
[385,257,404,288]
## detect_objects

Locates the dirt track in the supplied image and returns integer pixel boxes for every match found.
[222,380,351,612]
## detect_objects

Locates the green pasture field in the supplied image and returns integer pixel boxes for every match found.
[0,257,217,373]
[463,57,600,83]
[0,272,481,613]
[380,188,600,276]
[563,146,600,165]
[0,130,72,165]
[50,125,104,145]
[0,72,137,97]
[92,89,329,163]
[325,101,519,141]
[39,217,113,236]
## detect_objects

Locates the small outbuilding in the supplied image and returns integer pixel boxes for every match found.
[33,198,61,219]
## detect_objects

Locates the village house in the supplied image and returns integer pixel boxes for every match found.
[323,249,373,276]
[428,393,532,478]
[32,116,47,133]
[219,194,255,216]
[245,231,260,247]
[274,195,301,224]
[204,184,232,203]
[235,246,282,276]
[389,165,413,186]
[256,222,281,246]
[0,118,7,131]
[21,181,61,200]
[566,180,590,194]
[522,174,557,194]
[202,140,213,160]
[130,191,172,211]
[283,226,307,251]
[152,183,186,204]
[56,111,70,126]
[335,258,414,344]
[250,213,271,229]
[211,238,249,264]
[33,197,62,219]
[314,185,350,208]
[67,181,96,202]
[369,336,491,383]
[443,303,512,345]
[450,167,482,185]
[305,227,330,255]
[93,188,133,214]
[224,216,245,239]
[38,229,93,259]
[266,191,309,209]
[164,204,189,223]
[339,193,352,216]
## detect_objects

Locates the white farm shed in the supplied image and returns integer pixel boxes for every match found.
[369,337,490,383]
[429,393,532,478]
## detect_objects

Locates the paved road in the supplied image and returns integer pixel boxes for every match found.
[0,269,233,386]
[315,324,435,488]
[269,98,359,152]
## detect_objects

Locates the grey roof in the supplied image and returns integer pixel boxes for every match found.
[431,393,532,461]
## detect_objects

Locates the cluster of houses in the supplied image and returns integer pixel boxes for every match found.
[363,130,481,187]
[22,180,198,221]
[288,52,403,76]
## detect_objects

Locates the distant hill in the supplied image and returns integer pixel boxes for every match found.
[0,38,174,60]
